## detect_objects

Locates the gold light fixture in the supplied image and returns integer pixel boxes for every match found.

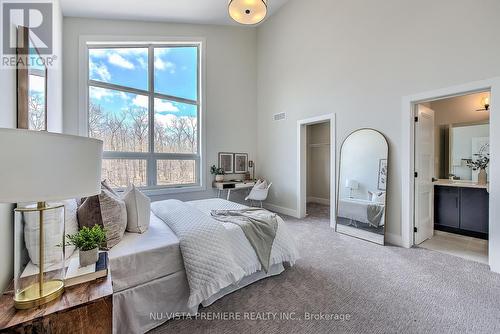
[229,0,267,25]
[477,96,490,112]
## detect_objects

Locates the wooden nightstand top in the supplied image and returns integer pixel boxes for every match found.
[0,271,113,331]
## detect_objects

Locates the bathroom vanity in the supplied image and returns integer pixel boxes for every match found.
[434,180,489,239]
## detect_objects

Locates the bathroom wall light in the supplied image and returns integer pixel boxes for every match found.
[476,96,490,112]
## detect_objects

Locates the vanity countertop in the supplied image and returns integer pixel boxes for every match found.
[434,179,489,190]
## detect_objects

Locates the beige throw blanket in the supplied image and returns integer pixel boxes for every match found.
[211,208,279,272]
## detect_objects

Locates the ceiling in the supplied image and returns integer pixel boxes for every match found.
[60,0,291,26]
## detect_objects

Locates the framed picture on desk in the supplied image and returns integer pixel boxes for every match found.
[219,153,234,174]
[234,153,248,173]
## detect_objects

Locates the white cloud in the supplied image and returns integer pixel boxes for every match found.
[137,57,147,70]
[29,75,45,93]
[155,113,177,127]
[108,53,135,70]
[154,57,176,74]
[155,99,179,112]
[89,61,111,82]
[132,95,148,109]
[131,96,180,113]
[89,86,114,100]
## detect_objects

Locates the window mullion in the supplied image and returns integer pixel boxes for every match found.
[148,45,156,187]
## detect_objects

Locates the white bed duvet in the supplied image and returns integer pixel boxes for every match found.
[151,198,299,312]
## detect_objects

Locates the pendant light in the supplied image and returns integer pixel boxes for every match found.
[228,0,268,25]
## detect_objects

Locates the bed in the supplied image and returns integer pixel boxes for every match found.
[20,198,298,333]
[111,198,299,333]
[338,198,385,228]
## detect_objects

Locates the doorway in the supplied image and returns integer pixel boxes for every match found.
[297,114,336,227]
[401,77,500,273]
[414,92,490,264]
[306,122,331,220]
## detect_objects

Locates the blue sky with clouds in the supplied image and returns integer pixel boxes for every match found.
[89,47,198,120]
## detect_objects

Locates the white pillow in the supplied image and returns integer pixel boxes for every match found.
[368,191,386,204]
[23,199,79,266]
[122,185,151,233]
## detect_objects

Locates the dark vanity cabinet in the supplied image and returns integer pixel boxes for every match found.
[434,185,489,239]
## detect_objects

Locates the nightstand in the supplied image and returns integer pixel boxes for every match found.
[0,271,113,333]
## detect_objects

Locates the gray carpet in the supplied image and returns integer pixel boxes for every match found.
[151,203,500,334]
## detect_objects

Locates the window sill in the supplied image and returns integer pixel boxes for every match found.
[141,185,206,197]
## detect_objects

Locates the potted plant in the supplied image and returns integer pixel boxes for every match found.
[66,225,106,267]
[210,165,225,182]
[466,153,490,185]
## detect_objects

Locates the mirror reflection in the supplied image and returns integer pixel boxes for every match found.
[336,129,388,245]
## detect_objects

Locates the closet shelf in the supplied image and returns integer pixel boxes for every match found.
[308,143,330,148]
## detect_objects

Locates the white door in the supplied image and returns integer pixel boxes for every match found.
[414,104,435,245]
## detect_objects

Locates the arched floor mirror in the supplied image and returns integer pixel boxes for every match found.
[336,128,389,245]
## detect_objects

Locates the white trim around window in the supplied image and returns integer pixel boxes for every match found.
[78,35,207,195]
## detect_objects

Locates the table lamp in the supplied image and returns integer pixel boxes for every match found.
[0,129,102,309]
[345,179,359,198]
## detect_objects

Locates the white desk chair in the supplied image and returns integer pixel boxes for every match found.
[245,182,272,208]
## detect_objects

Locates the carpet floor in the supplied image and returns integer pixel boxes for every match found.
[151,203,500,334]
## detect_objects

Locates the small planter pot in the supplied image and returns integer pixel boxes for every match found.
[478,168,488,185]
[215,175,224,182]
[79,247,99,267]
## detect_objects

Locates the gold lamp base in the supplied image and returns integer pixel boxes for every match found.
[14,279,64,310]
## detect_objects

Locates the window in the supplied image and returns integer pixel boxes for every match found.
[87,44,201,191]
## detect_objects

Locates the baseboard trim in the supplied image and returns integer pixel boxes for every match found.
[385,232,403,247]
[263,203,299,218]
[306,196,330,206]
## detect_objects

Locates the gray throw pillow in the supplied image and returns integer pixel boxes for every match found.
[77,181,127,249]
[122,185,151,233]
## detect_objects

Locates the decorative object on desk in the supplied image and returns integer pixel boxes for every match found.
[0,128,102,309]
[218,152,234,174]
[345,179,359,198]
[17,26,48,131]
[66,225,106,267]
[377,159,388,190]
[249,160,255,180]
[64,252,108,287]
[210,165,225,182]
[244,172,251,180]
[234,153,249,173]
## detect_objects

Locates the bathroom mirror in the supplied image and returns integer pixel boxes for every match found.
[447,123,489,181]
[336,129,388,245]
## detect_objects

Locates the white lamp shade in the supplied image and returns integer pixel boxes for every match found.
[0,129,103,203]
[345,179,359,189]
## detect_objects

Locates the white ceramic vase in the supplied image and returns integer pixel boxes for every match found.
[478,168,487,185]
[215,175,224,182]
[79,248,99,267]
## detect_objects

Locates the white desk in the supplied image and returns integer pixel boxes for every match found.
[213,181,256,201]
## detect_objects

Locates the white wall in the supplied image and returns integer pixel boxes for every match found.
[306,122,330,202]
[256,0,500,241]
[0,0,63,292]
[62,17,257,202]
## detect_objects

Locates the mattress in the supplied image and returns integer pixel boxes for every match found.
[109,212,183,292]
